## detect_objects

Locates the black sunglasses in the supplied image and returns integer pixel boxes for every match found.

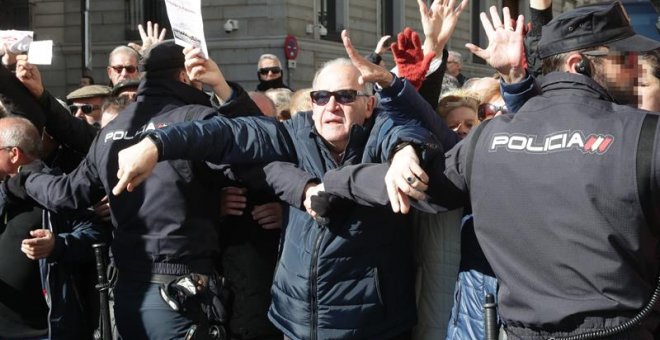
[310,90,368,106]
[478,103,508,120]
[258,67,282,75]
[110,65,138,74]
[68,104,101,115]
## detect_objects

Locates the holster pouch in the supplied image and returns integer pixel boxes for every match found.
[160,273,233,340]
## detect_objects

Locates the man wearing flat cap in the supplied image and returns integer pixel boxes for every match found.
[66,84,112,127]
[368,1,660,339]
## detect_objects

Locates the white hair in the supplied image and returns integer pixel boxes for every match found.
[257,54,282,68]
[312,58,372,94]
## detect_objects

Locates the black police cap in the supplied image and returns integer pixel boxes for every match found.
[139,40,185,73]
[538,1,660,59]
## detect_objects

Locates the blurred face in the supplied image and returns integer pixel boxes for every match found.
[0,122,18,178]
[312,64,374,153]
[446,56,461,77]
[586,49,639,106]
[107,52,139,85]
[638,58,660,112]
[70,97,104,126]
[0,146,17,178]
[479,94,507,121]
[446,106,478,139]
[80,77,92,87]
[118,88,138,102]
[258,58,282,81]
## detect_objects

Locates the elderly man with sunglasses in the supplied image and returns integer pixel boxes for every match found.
[65,84,112,128]
[106,46,141,86]
[110,28,455,338]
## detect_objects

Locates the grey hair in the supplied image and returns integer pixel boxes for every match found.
[257,54,282,68]
[108,45,140,64]
[0,116,42,159]
[312,58,372,94]
[448,50,463,65]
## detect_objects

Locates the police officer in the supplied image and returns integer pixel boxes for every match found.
[389,2,660,339]
[8,41,251,339]
[309,2,660,339]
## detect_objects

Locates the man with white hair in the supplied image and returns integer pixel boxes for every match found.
[255,53,291,91]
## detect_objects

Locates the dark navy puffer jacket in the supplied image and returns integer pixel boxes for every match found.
[145,78,439,339]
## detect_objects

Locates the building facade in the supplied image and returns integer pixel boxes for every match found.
[1,0,604,98]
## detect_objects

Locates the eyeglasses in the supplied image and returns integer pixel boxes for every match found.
[258,67,282,75]
[582,50,638,69]
[0,146,15,151]
[68,104,101,115]
[478,103,508,120]
[109,65,138,74]
[310,90,369,106]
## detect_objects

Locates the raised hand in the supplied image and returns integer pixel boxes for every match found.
[128,21,167,55]
[419,0,469,56]
[465,6,526,83]
[183,46,232,101]
[374,35,392,55]
[391,27,436,89]
[341,30,393,88]
[14,55,44,97]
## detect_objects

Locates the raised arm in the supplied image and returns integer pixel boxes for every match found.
[15,55,98,153]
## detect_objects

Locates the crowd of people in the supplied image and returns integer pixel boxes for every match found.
[0,0,659,339]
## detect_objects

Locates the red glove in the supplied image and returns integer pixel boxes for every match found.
[390,27,436,90]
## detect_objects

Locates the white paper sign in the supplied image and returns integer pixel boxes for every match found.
[164,0,208,58]
[27,40,53,65]
[0,30,33,54]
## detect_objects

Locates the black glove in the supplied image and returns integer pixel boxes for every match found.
[2,160,44,202]
[310,192,353,226]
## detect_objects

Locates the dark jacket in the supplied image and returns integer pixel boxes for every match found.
[441,72,660,336]
[0,167,109,339]
[40,205,110,339]
[23,78,233,277]
[144,77,439,339]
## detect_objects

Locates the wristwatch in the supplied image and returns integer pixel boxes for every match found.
[145,133,163,161]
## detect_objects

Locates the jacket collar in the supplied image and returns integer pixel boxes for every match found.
[135,78,212,107]
[303,112,371,165]
[540,72,615,102]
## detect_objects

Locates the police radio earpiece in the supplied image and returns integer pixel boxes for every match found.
[576,56,591,77]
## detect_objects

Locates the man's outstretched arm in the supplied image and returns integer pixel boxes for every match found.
[113,114,297,195]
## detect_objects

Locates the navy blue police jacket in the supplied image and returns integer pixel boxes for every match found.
[22,78,259,277]
[440,72,660,335]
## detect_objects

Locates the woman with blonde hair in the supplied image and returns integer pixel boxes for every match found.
[436,89,480,139]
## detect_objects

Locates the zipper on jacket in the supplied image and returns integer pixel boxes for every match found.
[309,225,325,340]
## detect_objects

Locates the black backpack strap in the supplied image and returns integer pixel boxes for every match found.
[465,119,491,190]
[637,114,659,237]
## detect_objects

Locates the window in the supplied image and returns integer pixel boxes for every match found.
[381,0,394,37]
[125,0,171,41]
[0,0,31,30]
[318,0,343,42]
[379,0,403,38]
